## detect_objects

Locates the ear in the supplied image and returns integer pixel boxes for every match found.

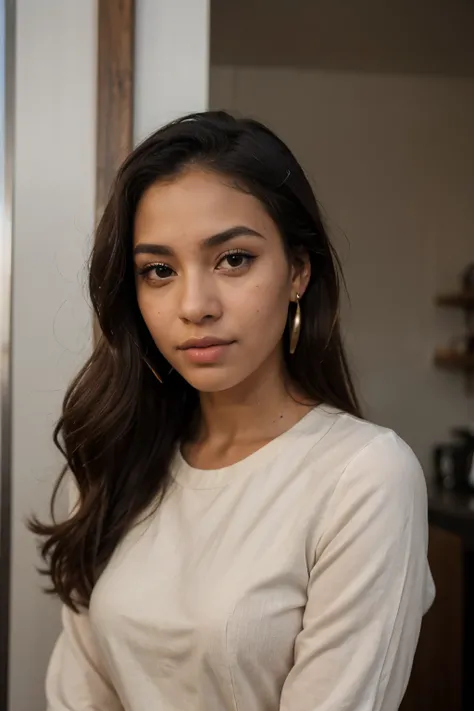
[290,249,311,301]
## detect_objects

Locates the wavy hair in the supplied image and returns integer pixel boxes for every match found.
[30,111,361,610]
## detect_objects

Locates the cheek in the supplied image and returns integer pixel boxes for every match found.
[236,254,291,326]
[136,289,168,344]
[237,278,291,345]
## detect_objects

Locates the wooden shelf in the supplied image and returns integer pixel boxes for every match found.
[436,292,474,309]
[434,350,474,371]
[435,290,474,393]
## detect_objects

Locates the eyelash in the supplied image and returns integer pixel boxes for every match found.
[137,249,256,282]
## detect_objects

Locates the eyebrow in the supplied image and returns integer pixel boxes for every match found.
[133,225,265,257]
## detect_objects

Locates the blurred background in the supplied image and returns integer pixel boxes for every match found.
[0,1,473,709]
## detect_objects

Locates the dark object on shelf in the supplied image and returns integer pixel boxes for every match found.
[434,349,474,370]
[436,292,474,309]
[435,270,474,391]
[434,427,474,492]
[462,263,474,292]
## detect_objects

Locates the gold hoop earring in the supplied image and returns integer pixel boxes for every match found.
[289,294,301,355]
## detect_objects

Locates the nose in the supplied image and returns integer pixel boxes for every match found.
[178,271,222,325]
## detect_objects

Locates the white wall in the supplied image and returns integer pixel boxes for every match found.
[134,0,210,142]
[9,2,97,709]
[210,66,474,471]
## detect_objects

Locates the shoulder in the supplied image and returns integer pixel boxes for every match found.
[342,417,423,500]
[306,406,426,517]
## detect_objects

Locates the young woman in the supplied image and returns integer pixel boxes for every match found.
[33,111,434,711]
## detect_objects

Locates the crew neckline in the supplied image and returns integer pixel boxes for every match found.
[172,404,340,490]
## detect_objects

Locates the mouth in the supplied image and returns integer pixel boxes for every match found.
[178,337,235,351]
[177,337,236,365]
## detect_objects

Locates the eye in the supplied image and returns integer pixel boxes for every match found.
[216,249,256,272]
[137,263,175,282]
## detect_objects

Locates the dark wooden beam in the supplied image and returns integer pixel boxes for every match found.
[95,0,134,342]
[96,0,134,221]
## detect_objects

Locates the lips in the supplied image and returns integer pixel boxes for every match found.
[177,337,236,365]
[178,337,235,351]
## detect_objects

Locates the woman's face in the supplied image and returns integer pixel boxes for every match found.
[133,168,309,393]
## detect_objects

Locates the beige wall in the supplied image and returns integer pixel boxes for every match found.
[210,66,474,471]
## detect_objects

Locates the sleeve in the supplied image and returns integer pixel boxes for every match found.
[279,431,435,711]
[46,479,124,711]
[46,605,124,711]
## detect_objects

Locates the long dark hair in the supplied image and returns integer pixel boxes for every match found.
[30,111,361,610]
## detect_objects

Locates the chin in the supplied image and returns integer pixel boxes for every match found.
[181,367,248,394]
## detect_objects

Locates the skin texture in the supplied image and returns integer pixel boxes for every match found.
[134,168,311,468]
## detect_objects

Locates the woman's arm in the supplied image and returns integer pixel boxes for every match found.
[46,604,123,711]
[279,431,435,711]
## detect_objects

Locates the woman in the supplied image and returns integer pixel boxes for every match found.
[33,111,434,711]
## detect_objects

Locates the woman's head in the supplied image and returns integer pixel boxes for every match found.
[134,167,310,394]
[94,111,354,401]
[31,111,360,608]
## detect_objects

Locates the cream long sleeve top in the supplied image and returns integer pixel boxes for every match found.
[46,406,435,711]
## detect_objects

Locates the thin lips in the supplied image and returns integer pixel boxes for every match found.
[178,337,234,350]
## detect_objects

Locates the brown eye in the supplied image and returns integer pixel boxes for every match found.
[137,262,176,282]
[217,250,256,272]
[152,264,174,279]
[226,254,246,268]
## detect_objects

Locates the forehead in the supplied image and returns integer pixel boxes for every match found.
[133,168,275,246]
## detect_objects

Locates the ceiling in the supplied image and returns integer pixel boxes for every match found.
[211,0,474,76]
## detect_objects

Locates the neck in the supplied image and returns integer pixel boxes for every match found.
[195,351,313,446]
